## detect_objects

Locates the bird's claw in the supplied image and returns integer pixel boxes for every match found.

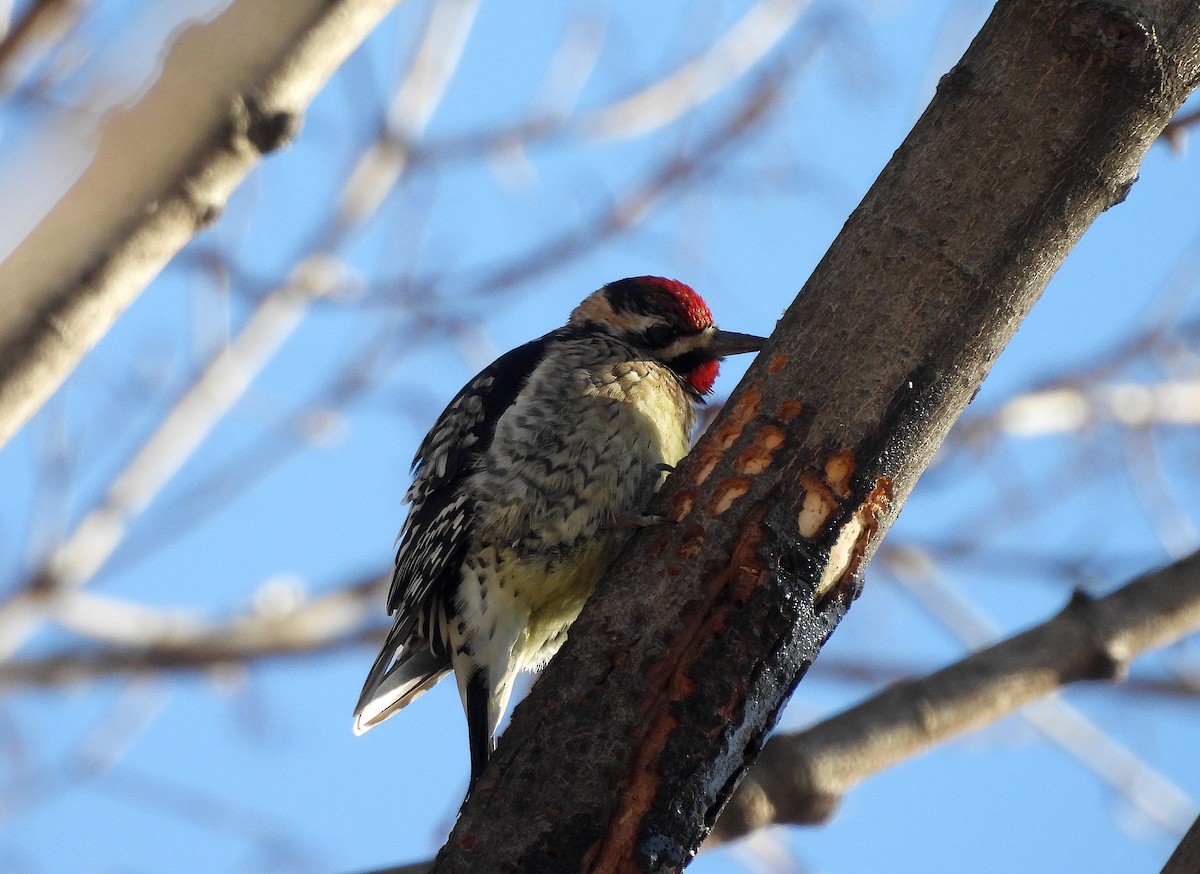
[604,513,672,532]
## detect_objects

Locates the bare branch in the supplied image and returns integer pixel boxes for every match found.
[577,0,812,141]
[0,574,385,691]
[714,550,1200,840]
[891,547,1196,834]
[402,0,825,164]
[458,65,787,299]
[1161,106,1200,151]
[0,0,82,85]
[0,0,406,449]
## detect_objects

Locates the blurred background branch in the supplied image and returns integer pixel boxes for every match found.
[0,0,405,449]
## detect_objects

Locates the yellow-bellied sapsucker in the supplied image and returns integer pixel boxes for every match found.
[353,276,767,790]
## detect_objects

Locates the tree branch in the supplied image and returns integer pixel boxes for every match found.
[0,574,386,691]
[713,550,1200,839]
[428,2,1200,870]
[0,0,405,449]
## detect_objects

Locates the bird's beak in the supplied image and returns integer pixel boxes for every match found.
[709,329,769,358]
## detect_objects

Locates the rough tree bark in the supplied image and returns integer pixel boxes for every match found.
[0,0,404,450]
[428,1,1200,872]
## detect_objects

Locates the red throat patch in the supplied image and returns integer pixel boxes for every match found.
[685,358,720,394]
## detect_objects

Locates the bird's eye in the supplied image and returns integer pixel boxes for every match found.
[644,324,675,349]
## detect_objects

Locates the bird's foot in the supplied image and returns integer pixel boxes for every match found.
[604,513,673,532]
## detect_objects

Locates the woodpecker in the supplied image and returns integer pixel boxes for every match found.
[353,276,767,791]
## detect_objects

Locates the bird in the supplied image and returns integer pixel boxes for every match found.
[353,276,767,792]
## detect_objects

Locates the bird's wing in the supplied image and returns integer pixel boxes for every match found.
[356,334,557,730]
[386,333,556,624]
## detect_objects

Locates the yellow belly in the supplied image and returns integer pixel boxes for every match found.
[499,536,618,669]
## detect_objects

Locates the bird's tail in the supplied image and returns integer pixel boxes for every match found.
[353,627,450,735]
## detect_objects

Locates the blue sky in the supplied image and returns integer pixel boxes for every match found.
[2,0,1199,872]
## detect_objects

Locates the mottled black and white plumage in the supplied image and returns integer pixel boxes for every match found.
[353,276,766,792]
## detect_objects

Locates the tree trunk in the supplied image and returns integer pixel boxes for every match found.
[430,1,1200,871]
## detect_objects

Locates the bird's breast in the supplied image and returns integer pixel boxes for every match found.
[473,349,694,554]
